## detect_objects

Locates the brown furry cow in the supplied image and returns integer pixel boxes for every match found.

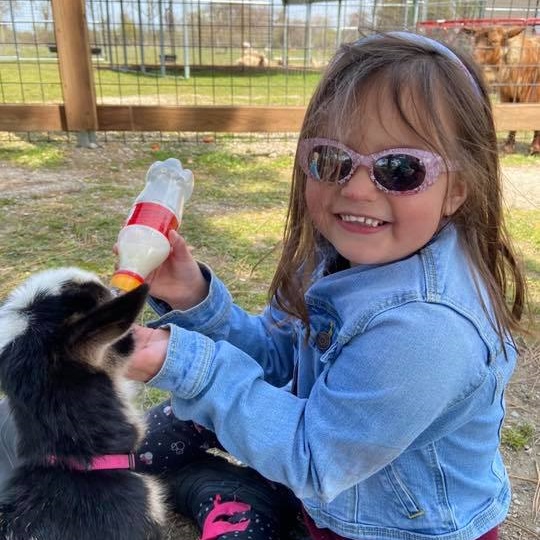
[462,26,540,154]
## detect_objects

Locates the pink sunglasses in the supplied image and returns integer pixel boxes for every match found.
[298,138,458,195]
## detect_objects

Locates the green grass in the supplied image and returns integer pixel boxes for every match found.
[501,155,540,167]
[501,423,535,451]
[500,150,540,166]
[0,140,66,168]
[0,61,321,105]
[0,142,292,315]
[506,209,540,334]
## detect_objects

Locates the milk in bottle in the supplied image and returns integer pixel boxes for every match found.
[111,158,194,292]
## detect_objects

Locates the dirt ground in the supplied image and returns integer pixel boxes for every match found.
[500,164,540,540]
[0,143,538,539]
[503,165,540,210]
[496,165,540,540]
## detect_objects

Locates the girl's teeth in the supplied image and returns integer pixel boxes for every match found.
[341,215,383,227]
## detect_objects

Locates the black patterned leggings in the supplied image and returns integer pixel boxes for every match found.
[135,399,308,540]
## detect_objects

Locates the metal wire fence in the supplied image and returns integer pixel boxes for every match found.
[0,0,539,142]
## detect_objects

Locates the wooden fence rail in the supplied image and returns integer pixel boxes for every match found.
[1,0,539,135]
[1,103,538,133]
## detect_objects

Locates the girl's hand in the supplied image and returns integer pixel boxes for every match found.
[145,229,209,310]
[126,325,170,382]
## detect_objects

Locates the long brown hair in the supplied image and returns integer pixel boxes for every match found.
[269,33,528,342]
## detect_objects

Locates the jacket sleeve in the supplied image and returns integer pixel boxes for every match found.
[147,301,494,503]
[146,263,296,387]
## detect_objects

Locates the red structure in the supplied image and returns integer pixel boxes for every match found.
[417,17,540,29]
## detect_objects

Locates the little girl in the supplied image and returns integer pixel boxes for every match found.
[126,31,527,540]
[0,31,526,540]
[123,31,529,540]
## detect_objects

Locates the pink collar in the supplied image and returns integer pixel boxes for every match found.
[48,454,135,471]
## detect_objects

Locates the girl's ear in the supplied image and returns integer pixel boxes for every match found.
[444,176,467,217]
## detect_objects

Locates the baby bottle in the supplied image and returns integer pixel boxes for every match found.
[111,158,194,292]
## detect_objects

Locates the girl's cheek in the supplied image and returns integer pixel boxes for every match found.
[305,182,336,232]
[305,181,327,213]
[305,184,321,220]
[305,183,316,213]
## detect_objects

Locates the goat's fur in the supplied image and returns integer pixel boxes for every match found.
[462,25,540,154]
[235,52,269,67]
[235,44,269,68]
[0,268,165,540]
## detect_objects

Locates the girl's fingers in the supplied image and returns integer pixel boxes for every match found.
[168,229,183,247]
[145,269,156,286]
[168,230,192,261]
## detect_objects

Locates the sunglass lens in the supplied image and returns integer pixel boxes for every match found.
[373,154,426,192]
[308,145,352,183]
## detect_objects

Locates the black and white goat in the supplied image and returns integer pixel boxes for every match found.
[0,268,165,540]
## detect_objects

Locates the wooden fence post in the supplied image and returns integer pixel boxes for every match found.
[51,0,98,146]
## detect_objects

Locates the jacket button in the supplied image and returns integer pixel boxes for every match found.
[316,331,332,351]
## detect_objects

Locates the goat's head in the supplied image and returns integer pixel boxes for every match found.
[0,268,148,401]
[461,26,525,66]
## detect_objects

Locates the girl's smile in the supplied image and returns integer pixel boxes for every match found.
[336,213,390,233]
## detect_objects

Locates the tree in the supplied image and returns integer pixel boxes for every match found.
[0,1,18,21]
[165,0,176,55]
[0,1,19,44]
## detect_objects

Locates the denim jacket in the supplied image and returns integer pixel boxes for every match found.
[147,224,515,540]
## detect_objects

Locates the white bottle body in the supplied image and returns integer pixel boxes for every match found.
[116,224,171,278]
[135,158,194,215]
[112,158,194,292]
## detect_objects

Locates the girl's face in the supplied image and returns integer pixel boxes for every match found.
[305,89,467,266]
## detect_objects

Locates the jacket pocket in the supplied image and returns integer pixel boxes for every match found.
[491,368,507,483]
[383,464,425,519]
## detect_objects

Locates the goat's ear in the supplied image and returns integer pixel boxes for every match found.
[506,26,525,39]
[66,284,149,349]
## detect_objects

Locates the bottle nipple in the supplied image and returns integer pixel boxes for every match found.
[110,272,145,293]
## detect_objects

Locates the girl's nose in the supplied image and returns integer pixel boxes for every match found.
[339,165,379,201]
